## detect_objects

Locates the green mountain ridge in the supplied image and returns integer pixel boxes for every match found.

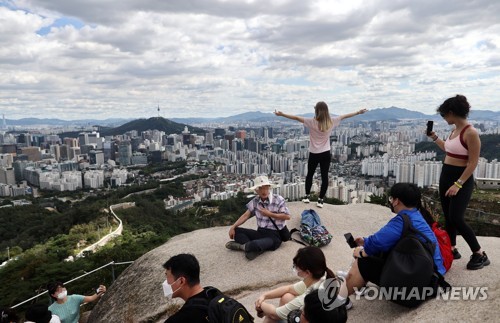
[99,117,206,136]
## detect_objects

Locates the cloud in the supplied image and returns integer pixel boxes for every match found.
[0,0,499,120]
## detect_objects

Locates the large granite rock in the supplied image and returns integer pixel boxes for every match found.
[87,203,499,322]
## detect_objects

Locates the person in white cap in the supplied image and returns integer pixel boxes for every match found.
[226,175,291,260]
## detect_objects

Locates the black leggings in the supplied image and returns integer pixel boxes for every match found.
[439,164,480,252]
[305,150,331,199]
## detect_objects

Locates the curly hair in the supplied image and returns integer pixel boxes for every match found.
[437,94,470,118]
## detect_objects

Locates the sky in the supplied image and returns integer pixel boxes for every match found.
[1,0,499,120]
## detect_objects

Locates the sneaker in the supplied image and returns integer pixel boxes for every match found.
[225,241,243,251]
[302,195,310,203]
[467,251,490,270]
[344,297,353,310]
[245,250,263,261]
[316,199,324,208]
[452,248,462,260]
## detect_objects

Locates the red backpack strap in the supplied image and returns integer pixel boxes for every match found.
[459,124,471,150]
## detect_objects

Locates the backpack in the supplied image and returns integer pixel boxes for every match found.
[185,286,254,323]
[290,209,332,247]
[431,222,453,272]
[379,213,449,308]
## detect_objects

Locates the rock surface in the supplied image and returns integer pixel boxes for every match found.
[87,203,499,322]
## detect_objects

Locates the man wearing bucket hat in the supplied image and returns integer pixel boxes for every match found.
[226,175,291,260]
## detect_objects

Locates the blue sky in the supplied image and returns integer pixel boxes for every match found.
[0,0,499,120]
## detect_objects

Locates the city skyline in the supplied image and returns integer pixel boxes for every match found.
[1,1,500,120]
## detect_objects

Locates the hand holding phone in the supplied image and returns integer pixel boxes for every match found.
[344,233,357,248]
[426,120,434,136]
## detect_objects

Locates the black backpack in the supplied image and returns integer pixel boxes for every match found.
[186,287,254,323]
[379,213,450,307]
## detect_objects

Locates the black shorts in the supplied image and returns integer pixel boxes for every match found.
[358,256,387,286]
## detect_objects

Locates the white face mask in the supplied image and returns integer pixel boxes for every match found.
[162,278,181,299]
[57,290,67,300]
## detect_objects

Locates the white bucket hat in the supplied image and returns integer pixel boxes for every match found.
[249,175,274,190]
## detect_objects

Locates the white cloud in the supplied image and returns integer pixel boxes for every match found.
[0,0,499,120]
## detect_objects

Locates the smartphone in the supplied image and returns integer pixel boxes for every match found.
[344,233,357,248]
[426,120,434,136]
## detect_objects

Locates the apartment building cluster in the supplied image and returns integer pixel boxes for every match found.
[0,118,498,201]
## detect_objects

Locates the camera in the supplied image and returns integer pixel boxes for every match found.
[344,233,357,248]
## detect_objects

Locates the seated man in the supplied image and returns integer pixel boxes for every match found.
[340,183,446,300]
[226,175,291,260]
[163,253,209,323]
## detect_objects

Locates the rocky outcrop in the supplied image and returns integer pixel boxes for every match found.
[87,203,499,322]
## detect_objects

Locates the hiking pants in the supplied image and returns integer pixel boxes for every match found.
[234,227,281,252]
[439,164,480,252]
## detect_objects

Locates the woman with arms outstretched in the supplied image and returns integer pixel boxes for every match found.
[275,102,366,207]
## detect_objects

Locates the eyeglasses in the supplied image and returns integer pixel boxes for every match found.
[440,112,446,117]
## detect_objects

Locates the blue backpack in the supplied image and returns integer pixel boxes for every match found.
[290,209,332,247]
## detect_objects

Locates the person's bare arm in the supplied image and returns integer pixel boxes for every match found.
[339,108,367,120]
[83,285,106,303]
[274,110,304,123]
[229,210,251,239]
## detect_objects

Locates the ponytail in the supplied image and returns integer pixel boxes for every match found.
[325,267,335,279]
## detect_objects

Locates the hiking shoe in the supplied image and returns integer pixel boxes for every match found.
[316,199,324,208]
[452,248,462,259]
[467,251,490,270]
[225,241,243,251]
[302,195,310,203]
[245,250,263,261]
[344,297,353,310]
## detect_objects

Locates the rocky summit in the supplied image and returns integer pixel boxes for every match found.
[87,203,499,322]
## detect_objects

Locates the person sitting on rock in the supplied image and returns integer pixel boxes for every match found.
[254,246,339,322]
[163,253,211,323]
[339,183,446,301]
[226,175,291,260]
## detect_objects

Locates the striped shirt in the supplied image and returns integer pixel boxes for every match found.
[247,194,290,230]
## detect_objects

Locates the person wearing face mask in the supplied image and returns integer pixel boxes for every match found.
[162,253,210,323]
[338,183,446,300]
[226,175,291,261]
[46,281,106,323]
[254,246,339,322]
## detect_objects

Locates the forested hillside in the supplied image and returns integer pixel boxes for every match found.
[0,180,248,314]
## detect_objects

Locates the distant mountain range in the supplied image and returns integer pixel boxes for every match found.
[171,107,500,123]
[3,107,499,128]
